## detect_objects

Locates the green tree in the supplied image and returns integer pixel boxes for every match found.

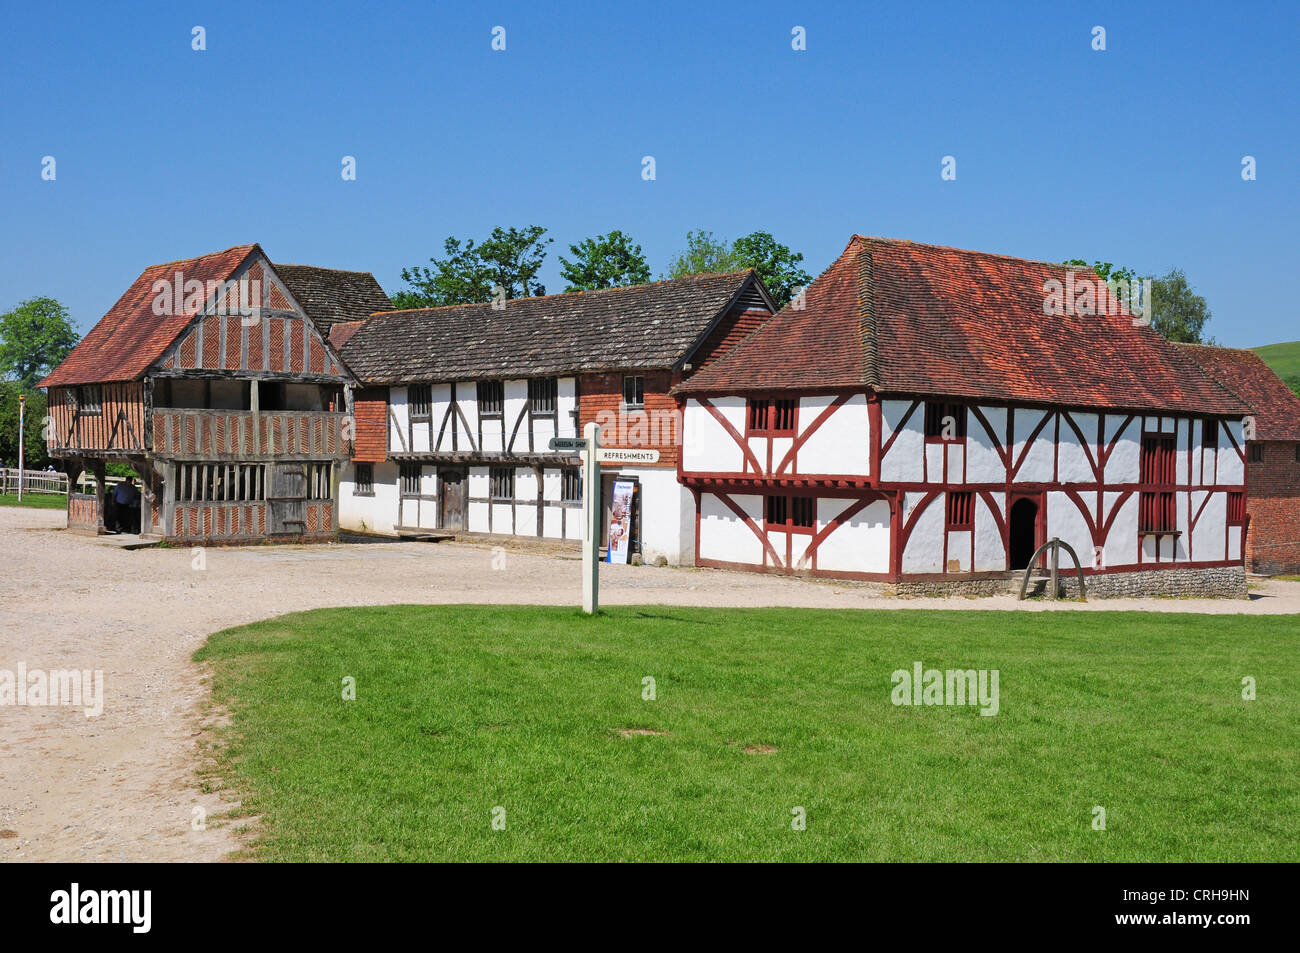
[0,382,49,468]
[1150,268,1211,344]
[1066,260,1212,343]
[1282,374,1300,399]
[0,296,79,390]
[1064,259,1136,284]
[731,231,812,309]
[559,230,651,291]
[393,226,553,309]
[668,230,812,308]
[666,230,738,279]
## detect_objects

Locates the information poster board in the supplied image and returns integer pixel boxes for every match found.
[607,480,635,564]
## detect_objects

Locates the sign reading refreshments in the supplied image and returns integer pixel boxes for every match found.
[595,448,659,464]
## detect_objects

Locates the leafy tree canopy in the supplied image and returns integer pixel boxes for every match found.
[559,230,650,292]
[0,296,79,390]
[0,381,49,468]
[667,230,811,308]
[1065,260,1212,344]
[393,226,553,309]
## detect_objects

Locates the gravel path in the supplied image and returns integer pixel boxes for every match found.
[3,505,1297,862]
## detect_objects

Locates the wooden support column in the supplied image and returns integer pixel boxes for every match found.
[91,459,107,535]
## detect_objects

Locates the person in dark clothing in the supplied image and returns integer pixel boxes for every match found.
[112,476,141,533]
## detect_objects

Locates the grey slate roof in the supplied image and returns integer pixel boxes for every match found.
[275,263,393,332]
[336,272,760,384]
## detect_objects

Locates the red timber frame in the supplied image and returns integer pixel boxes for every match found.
[679,389,1247,582]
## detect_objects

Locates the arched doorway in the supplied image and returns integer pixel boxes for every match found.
[1008,497,1039,570]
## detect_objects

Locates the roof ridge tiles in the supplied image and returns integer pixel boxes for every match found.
[371,269,757,318]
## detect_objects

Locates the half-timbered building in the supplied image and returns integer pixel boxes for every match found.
[673,236,1253,596]
[1177,343,1300,575]
[330,272,775,564]
[39,244,385,542]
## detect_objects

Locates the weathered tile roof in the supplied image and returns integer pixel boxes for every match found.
[336,272,760,384]
[275,264,392,333]
[1176,344,1300,441]
[39,245,257,388]
[675,235,1250,416]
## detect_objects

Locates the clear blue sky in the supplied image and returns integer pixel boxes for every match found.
[3,0,1296,347]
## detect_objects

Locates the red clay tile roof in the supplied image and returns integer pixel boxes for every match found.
[39,245,258,388]
[675,236,1250,416]
[1176,344,1300,441]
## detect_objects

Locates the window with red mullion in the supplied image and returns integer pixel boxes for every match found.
[765,494,815,534]
[1226,491,1245,524]
[747,398,796,436]
[945,491,973,530]
[1139,434,1177,532]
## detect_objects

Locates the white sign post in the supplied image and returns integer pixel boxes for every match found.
[16,394,25,502]
[580,422,601,614]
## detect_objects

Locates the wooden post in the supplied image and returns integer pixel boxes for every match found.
[92,460,107,534]
[1049,538,1059,600]
[581,421,601,614]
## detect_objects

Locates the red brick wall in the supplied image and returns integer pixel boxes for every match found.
[352,388,388,462]
[1245,440,1300,574]
[578,370,679,468]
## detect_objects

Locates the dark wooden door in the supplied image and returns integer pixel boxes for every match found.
[439,468,466,531]
[269,464,307,535]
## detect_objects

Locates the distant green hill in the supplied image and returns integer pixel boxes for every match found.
[1252,340,1300,381]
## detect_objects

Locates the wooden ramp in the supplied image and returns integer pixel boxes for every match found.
[393,526,455,543]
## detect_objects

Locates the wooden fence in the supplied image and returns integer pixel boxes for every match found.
[0,468,69,495]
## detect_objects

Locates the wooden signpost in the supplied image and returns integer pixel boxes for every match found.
[551,423,602,614]
[548,430,660,614]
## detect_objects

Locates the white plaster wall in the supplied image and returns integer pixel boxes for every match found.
[1173,490,1191,561]
[1100,493,1138,567]
[974,494,1005,571]
[1058,412,1097,484]
[1190,490,1226,562]
[429,383,452,451]
[516,467,538,502]
[925,443,943,484]
[468,467,489,532]
[1013,410,1055,483]
[388,386,409,453]
[1175,419,1190,486]
[881,400,923,483]
[1217,420,1245,483]
[682,398,747,473]
[698,492,763,565]
[1104,416,1140,484]
[457,384,478,451]
[967,406,1007,483]
[1046,491,1093,561]
[542,505,564,539]
[557,377,577,439]
[945,443,965,484]
[338,460,400,535]
[491,502,514,533]
[770,436,793,474]
[947,530,973,571]
[797,394,870,476]
[1228,525,1242,561]
[621,467,694,565]
[816,498,890,573]
[901,493,944,573]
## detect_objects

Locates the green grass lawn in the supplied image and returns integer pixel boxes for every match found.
[195,605,1299,862]
[1253,339,1300,382]
[0,492,66,509]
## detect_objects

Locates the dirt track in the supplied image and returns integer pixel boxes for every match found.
[2,505,1297,862]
